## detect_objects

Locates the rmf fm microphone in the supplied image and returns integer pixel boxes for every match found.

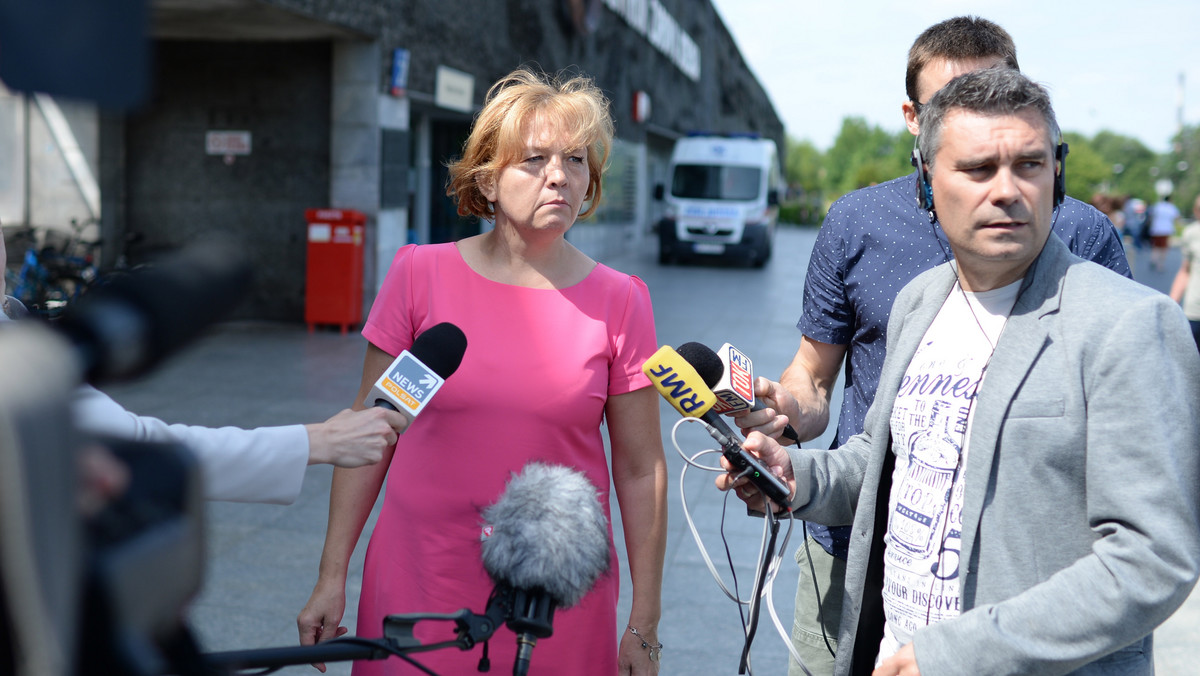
[676,342,800,444]
[369,322,467,424]
[642,346,791,506]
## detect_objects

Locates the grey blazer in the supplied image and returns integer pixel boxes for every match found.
[789,235,1200,675]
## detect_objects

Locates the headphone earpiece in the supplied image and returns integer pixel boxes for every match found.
[911,147,935,215]
[1054,142,1068,208]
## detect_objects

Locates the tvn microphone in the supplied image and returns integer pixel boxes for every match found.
[368,322,467,423]
[642,346,792,507]
[480,463,610,676]
[676,341,800,443]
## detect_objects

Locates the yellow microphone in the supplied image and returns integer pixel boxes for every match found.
[643,346,791,506]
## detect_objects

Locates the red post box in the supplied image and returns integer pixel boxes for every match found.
[305,208,366,334]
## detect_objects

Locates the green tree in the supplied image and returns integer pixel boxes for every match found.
[1060,132,1111,203]
[1090,130,1157,202]
[784,137,826,225]
[785,136,824,195]
[1166,124,1200,216]
[824,117,911,197]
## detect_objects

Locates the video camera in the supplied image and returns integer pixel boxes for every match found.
[0,242,250,676]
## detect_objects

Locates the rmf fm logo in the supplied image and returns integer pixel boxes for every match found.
[645,364,708,414]
[725,345,754,403]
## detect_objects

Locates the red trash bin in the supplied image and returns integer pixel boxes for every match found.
[305,208,366,334]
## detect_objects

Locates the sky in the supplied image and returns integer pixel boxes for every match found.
[709,0,1200,154]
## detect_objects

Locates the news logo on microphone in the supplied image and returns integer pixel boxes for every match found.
[711,343,755,414]
[371,351,446,416]
[642,345,715,418]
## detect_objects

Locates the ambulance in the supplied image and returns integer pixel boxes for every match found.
[654,134,783,266]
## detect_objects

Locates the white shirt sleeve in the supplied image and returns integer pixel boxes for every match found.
[71,384,310,505]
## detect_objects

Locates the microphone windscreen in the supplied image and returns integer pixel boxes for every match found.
[676,341,723,388]
[409,322,467,379]
[481,463,610,608]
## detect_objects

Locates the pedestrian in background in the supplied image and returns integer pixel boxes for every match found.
[1149,194,1181,271]
[1170,194,1200,349]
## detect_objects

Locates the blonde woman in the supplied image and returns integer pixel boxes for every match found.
[297,68,667,675]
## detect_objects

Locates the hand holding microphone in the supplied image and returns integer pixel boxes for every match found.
[369,322,467,424]
[303,407,408,468]
[642,345,792,507]
[676,342,799,444]
[714,431,797,514]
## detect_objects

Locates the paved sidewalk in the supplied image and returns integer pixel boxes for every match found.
[99,228,1198,674]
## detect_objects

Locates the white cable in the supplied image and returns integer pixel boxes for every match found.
[673,417,751,602]
[671,417,808,669]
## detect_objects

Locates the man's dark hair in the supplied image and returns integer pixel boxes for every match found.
[906,16,1019,103]
[917,68,1059,169]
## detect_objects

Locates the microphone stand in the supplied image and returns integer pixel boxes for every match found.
[203,598,510,675]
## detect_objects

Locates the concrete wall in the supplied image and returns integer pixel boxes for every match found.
[124,41,332,320]
[96,0,782,321]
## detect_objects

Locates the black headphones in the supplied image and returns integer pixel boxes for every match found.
[912,141,1068,218]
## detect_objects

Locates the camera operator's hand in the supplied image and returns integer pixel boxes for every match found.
[77,444,130,517]
[304,407,408,468]
[297,579,349,672]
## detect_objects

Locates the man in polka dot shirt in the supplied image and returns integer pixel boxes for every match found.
[732,16,1131,676]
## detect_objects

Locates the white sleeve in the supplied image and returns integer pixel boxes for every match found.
[71,385,310,505]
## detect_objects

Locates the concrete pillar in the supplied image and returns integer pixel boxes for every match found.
[413,114,432,246]
[375,93,409,293]
[330,40,381,306]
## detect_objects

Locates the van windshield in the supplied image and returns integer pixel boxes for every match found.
[671,164,761,201]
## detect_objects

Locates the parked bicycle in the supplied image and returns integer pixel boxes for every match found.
[4,219,100,318]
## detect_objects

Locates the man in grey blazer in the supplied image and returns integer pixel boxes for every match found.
[720,68,1200,675]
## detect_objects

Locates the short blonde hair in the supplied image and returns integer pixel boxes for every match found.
[447,67,613,220]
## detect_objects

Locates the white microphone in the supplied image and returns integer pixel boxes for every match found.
[480,463,610,676]
[369,322,467,424]
[710,342,757,413]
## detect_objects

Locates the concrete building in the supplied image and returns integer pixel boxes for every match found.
[5,0,783,321]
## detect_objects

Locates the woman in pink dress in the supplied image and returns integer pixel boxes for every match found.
[297,67,667,675]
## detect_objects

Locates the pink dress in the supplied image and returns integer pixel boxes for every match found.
[353,243,657,675]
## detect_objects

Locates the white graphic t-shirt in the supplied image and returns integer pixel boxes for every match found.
[876,277,1021,663]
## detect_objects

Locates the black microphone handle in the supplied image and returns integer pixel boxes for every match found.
[513,633,536,676]
[701,411,792,507]
[747,399,800,443]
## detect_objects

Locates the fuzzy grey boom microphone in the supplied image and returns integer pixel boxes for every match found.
[480,463,611,676]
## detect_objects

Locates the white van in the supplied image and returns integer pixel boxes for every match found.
[654,134,783,266]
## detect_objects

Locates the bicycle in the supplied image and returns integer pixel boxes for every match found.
[5,220,100,318]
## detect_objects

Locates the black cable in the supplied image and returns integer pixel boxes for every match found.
[802,524,837,659]
[739,509,779,675]
[720,484,749,644]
